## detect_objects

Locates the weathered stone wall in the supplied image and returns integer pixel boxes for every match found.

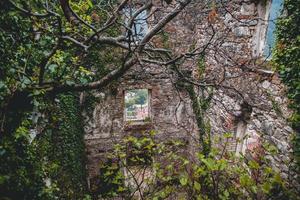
[83,63,198,180]
[83,0,298,189]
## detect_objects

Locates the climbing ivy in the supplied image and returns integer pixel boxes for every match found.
[0,93,89,200]
[0,118,59,200]
[171,50,213,156]
[0,1,118,198]
[50,93,88,199]
[273,0,300,171]
[185,82,212,156]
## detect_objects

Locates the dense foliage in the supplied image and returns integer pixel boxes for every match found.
[273,0,300,170]
[0,0,181,198]
[0,1,99,199]
[92,132,298,200]
[0,93,88,199]
[50,93,88,199]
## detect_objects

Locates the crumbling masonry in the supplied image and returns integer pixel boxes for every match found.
[83,0,298,190]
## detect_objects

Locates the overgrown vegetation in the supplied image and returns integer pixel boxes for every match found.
[0,0,299,199]
[0,1,96,199]
[273,0,300,173]
[0,93,88,199]
[50,93,88,199]
[93,132,298,200]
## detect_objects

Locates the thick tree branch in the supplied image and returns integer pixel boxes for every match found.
[59,0,78,24]
[27,1,192,95]
[138,0,192,52]
[50,57,138,93]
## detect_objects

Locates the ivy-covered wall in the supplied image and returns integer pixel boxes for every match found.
[50,93,88,199]
[273,0,300,171]
[0,119,54,199]
[0,93,89,200]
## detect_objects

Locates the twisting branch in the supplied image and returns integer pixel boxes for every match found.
[138,0,192,52]
[50,57,138,93]
[34,0,193,94]
[86,0,130,43]
[59,0,97,32]
[61,36,89,51]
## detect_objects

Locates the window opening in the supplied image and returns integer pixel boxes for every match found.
[124,6,148,41]
[263,0,284,57]
[125,89,150,121]
[235,102,252,155]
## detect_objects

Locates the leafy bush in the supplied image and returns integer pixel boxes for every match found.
[93,132,298,200]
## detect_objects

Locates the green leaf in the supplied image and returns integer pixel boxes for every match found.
[248,160,259,170]
[201,158,215,170]
[262,182,271,194]
[273,173,283,184]
[218,159,227,170]
[87,0,93,8]
[0,81,6,89]
[240,174,251,187]
[194,181,201,191]
[48,64,58,73]
[224,132,233,138]
[66,80,74,86]
[0,175,9,184]
[180,176,188,186]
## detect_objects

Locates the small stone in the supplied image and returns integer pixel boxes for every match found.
[233,27,251,37]
[281,173,288,180]
[275,97,282,103]
[241,3,255,15]
[253,119,262,129]
[284,126,293,133]
[273,129,283,138]
[262,80,271,89]
[276,140,289,152]
[224,13,233,25]
[248,19,258,26]
[262,120,274,135]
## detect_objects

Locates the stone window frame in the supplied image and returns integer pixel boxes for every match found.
[252,0,283,58]
[123,87,153,127]
[252,0,272,58]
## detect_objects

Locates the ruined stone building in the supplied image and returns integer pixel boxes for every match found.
[83,0,297,191]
